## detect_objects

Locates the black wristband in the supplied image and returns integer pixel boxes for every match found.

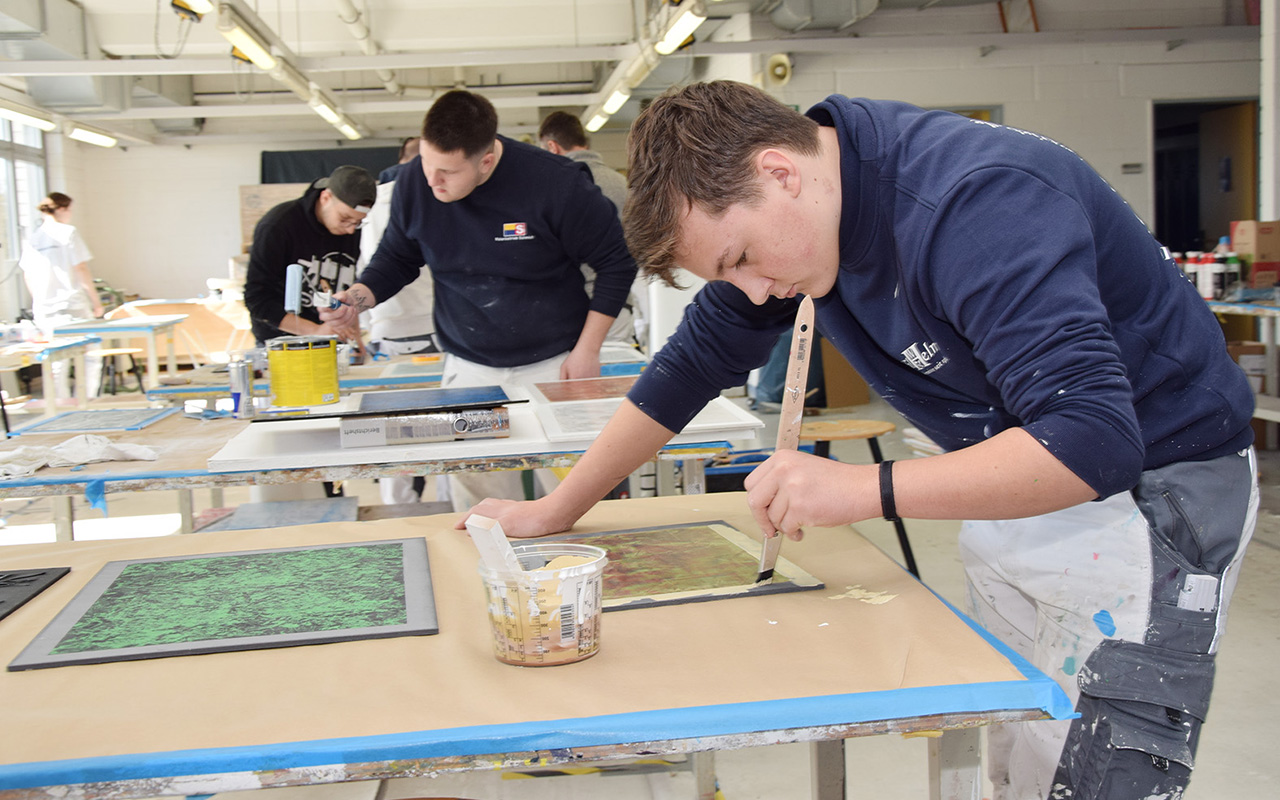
[879,460,899,521]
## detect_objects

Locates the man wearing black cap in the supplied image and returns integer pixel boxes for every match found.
[244,164,377,344]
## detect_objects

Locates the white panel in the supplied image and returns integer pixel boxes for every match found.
[73,143,265,300]
[1122,60,1261,99]
[835,66,1035,107]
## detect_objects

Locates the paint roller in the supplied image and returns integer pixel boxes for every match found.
[283,263,343,316]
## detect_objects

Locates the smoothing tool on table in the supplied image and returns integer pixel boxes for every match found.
[756,294,816,584]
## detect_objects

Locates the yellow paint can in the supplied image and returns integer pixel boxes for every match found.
[266,335,340,407]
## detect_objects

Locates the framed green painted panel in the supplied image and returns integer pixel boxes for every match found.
[558,521,823,611]
[9,538,436,671]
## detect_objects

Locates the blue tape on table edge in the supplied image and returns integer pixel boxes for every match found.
[0,469,215,489]
[0,626,1072,790]
[7,407,180,436]
[0,443,737,490]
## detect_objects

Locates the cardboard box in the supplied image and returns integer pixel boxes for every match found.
[1230,220,1280,262]
[1248,261,1280,288]
[820,338,871,408]
[1227,341,1270,448]
[1228,341,1266,393]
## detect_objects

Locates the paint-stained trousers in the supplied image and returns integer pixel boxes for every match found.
[440,352,568,513]
[960,448,1258,800]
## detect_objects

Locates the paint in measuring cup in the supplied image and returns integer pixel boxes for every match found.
[478,543,607,666]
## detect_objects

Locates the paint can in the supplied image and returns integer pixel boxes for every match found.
[227,358,256,419]
[265,335,340,407]
[478,543,608,666]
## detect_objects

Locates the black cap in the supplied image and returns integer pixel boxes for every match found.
[317,165,376,212]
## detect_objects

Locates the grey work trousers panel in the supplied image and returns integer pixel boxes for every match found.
[1050,448,1258,800]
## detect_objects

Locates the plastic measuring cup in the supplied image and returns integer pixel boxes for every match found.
[478,543,608,666]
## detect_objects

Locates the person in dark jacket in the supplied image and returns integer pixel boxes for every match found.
[244,165,376,344]
[458,81,1259,800]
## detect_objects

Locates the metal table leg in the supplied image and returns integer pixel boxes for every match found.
[52,495,74,542]
[929,728,982,800]
[810,739,846,800]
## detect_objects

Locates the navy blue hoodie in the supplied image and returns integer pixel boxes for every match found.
[358,135,637,368]
[628,96,1253,499]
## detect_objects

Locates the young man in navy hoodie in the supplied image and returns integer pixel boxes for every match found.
[323,90,637,510]
[460,81,1258,800]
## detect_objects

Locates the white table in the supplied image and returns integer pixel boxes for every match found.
[52,315,187,389]
[0,336,103,424]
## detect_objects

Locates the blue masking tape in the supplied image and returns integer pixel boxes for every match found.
[84,479,107,514]
[0,676,1072,791]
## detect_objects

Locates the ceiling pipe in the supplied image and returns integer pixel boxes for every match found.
[333,0,402,95]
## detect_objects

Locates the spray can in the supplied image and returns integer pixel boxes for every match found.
[228,358,256,419]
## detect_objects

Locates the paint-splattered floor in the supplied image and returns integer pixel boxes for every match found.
[4,396,1277,799]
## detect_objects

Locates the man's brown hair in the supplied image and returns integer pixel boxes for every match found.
[538,111,589,151]
[398,136,421,163]
[422,90,498,159]
[623,81,820,287]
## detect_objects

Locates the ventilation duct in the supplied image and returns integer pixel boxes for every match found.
[133,75,203,135]
[769,0,882,32]
[768,0,998,32]
[0,0,130,113]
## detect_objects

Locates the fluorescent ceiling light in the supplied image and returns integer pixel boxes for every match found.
[602,87,631,115]
[217,6,277,70]
[585,113,608,133]
[183,0,214,12]
[337,121,362,141]
[309,93,342,125]
[269,60,312,99]
[655,4,706,55]
[69,127,118,148]
[0,103,57,132]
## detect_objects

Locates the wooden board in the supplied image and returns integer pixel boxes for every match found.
[555,521,822,610]
[9,538,436,671]
[530,375,639,403]
[239,184,308,252]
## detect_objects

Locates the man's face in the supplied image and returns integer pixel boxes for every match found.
[420,139,492,202]
[316,190,366,235]
[674,178,840,304]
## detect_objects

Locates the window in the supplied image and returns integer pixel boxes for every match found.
[0,118,49,322]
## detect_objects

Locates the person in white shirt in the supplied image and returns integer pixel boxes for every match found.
[19,192,104,399]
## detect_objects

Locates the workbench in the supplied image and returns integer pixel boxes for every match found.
[0,493,1071,800]
[0,394,759,541]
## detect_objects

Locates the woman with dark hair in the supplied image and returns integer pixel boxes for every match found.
[19,192,104,398]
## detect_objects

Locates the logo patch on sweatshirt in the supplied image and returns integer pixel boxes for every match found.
[901,341,948,374]
[498,222,534,241]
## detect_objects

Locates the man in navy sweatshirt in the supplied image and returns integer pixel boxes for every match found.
[460,81,1258,800]
[323,90,637,510]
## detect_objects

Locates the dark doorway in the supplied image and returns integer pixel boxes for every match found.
[1154,101,1257,254]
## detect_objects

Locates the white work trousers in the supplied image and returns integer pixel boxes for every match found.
[441,352,568,513]
[960,448,1258,800]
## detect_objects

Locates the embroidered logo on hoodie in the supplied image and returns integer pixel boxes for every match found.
[497,222,534,241]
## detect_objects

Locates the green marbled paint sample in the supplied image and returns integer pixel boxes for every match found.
[51,543,406,653]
